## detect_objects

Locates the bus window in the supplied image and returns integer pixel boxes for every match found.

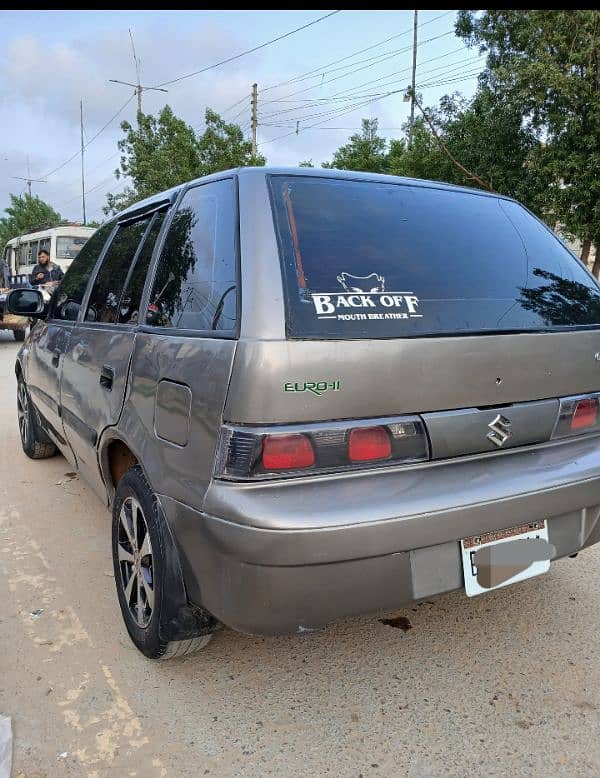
[56,235,87,260]
[19,243,29,267]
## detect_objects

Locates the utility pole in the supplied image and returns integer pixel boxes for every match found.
[109,28,168,126]
[11,157,46,197]
[251,83,258,156]
[408,9,418,147]
[80,100,86,225]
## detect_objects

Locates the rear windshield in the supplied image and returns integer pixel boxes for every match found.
[269,175,600,339]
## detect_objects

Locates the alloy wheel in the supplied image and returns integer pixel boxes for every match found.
[117,496,155,628]
[17,382,29,445]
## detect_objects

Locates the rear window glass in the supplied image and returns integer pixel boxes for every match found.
[269,176,600,339]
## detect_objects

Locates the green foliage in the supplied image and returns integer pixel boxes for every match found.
[322,119,388,173]
[105,106,265,215]
[197,108,265,174]
[387,119,445,181]
[0,194,63,249]
[324,92,547,217]
[298,159,315,168]
[456,9,600,246]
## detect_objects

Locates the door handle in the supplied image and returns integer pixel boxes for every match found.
[100,364,115,391]
[52,350,60,368]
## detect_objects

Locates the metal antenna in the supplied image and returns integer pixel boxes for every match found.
[109,28,168,124]
[11,155,46,197]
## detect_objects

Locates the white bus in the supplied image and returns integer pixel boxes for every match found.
[2,224,97,284]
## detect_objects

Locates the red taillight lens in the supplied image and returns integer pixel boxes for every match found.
[552,393,600,439]
[348,426,392,462]
[215,416,429,480]
[262,433,315,470]
[571,398,598,430]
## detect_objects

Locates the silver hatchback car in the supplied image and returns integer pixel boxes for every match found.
[8,168,600,659]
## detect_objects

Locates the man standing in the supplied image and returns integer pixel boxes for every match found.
[30,248,64,287]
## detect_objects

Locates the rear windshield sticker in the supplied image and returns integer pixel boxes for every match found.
[337,272,385,293]
[311,271,422,322]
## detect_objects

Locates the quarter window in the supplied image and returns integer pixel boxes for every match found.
[146,179,238,333]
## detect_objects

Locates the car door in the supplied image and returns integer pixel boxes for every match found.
[60,207,168,497]
[116,178,239,511]
[25,222,114,457]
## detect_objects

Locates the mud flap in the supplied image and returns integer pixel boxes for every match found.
[155,495,218,641]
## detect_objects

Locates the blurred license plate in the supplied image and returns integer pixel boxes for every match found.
[461,521,551,597]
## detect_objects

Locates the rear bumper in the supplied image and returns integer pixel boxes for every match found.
[159,435,600,635]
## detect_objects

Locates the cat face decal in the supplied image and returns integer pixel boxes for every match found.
[336,272,385,294]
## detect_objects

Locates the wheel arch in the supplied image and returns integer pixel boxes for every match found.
[99,432,144,506]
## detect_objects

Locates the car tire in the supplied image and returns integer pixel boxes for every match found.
[17,378,57,459]
[112,465,215,660]
[13,329,26,342]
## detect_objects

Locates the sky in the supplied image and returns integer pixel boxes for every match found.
[0,10,485,224]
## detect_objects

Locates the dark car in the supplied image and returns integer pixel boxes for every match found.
[7,168,600,659]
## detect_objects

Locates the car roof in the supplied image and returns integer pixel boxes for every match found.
[236,166,505,199]
[116,165,509,220]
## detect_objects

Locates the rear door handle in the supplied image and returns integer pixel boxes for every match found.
[100,364,115,391]
[52,350,60,368]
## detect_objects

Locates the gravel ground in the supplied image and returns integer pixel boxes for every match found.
[0,331,599,777]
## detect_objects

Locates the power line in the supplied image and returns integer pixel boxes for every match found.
[318,46,474,100]
[260,30,455,109]
[258,89,405,146]
[156,10,342,88]
[41,93,135,180]
[259,50,477,126]
[261,10,452,93]
[258,66,484,147]
[256,49,471,119]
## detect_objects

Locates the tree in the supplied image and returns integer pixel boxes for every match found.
[456,10,600,271]
[105,106,265,214]
[387,87,549,217]
[323,90,547,218]
[0,194,63,249]
[387,119,446,181]
[197,108,265,174]
[322,118,388,173]
[106,105,202,213]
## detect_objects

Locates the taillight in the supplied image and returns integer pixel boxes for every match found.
[262,434,315,470]
[552,393,600,439]
[348,426,391,462]
[571,398,598,430]
[214,416,429,480]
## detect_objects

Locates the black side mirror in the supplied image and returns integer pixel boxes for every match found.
[6,288,46,318]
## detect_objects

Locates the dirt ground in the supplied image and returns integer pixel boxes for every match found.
[1,330,599,777]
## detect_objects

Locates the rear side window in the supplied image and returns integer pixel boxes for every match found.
[269,176,600,339]
[146,178,238,333]
[117,211,166,324]
[85,216,151,323]
[52,222,115,321]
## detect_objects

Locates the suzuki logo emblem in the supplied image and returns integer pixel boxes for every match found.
[487,414,512,448]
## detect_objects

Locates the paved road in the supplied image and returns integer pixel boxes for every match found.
[1,331,599,777]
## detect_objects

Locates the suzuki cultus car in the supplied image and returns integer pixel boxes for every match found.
[8,168,600,658]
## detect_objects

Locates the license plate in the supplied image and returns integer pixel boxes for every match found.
[461,521,551,597]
